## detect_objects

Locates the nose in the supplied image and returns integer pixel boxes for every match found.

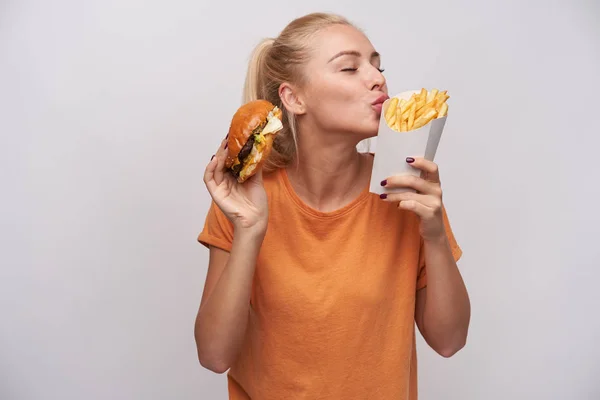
[369,66,386,91]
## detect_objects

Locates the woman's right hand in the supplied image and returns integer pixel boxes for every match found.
[203,138,269,234]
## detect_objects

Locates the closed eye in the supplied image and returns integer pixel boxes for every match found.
[341,67,385,73]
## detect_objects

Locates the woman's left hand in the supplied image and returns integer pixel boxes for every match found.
[379,157,446,241]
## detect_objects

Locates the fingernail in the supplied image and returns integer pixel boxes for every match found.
[211,155,215,160]
[224,143,228,149]
[380,179,387,186]
[406,157,415,163]
[380,193,387,199]
[225,134,229,139]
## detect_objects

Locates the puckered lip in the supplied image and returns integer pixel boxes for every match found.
[371,94,390,105]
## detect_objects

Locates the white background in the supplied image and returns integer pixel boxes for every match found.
[1,0,599,399]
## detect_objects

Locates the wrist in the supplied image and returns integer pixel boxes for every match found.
[422,233,450,248]
[421,233,456,269]
[234,223,267,242]
[230,225,266,266]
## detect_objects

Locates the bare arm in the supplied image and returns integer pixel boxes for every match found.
[414,236,470,357]
[380,156,470,357]
[195,139,269,373]
[194,228,265,373]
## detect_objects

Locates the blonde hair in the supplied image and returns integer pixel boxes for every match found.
[242,12,355,173]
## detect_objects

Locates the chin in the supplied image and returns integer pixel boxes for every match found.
[349,127,378,144]
[361,121,381,138]
[365,131,378,140]
[331,118,380,142]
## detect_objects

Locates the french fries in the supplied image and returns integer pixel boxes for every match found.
[384,88,449,132]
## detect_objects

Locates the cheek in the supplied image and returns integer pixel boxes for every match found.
[302,77,378,135]
[306,83,362,121]
[306,75,355,105]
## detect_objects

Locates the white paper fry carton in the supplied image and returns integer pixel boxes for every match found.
[369,89,447,195]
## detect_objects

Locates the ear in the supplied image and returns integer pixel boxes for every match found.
[279,82,306,116]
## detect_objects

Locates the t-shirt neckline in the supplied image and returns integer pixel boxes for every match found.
[278,167,371,219]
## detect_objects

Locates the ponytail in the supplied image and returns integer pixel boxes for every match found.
[238,13,354,173]
[242,38,274,103]
[241,37,295,173]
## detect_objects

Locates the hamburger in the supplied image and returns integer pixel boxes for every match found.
[225,100,283,183]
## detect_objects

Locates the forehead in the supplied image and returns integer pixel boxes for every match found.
[309,24,377,62]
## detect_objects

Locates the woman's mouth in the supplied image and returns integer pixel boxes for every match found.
[372,103,384,114]
[371,94,389,115]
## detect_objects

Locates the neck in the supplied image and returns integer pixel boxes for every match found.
[286,123,368,212]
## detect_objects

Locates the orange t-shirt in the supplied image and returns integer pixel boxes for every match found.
[198,166,462,400]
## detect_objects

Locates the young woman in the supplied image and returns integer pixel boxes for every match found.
[195,12,470,400]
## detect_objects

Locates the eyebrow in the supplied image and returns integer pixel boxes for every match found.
[327,50,380,63]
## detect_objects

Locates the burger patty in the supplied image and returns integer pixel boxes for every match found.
[238,134,257,164]
[232,120,268,176]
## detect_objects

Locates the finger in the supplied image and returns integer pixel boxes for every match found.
[203,155,219,194]
[397,199,434,218]
[380,191,441,209]
[406,157,440,183]
[382,174,440,196]
[213,139,228,186]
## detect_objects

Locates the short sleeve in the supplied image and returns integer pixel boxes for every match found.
[416,205,463,290]
[197,201,234,252]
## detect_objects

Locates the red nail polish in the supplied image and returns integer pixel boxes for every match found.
[211,155,215,161]
[380,180,387,186]
[406,157,415,163]
[224,143,228,149]
[380,193,387,199]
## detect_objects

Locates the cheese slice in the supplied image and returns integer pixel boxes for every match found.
[261,108,283,136]
[240,142,262,179]
[248,108,282,156]
[238,108,282,180]
[235,107,283,179]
